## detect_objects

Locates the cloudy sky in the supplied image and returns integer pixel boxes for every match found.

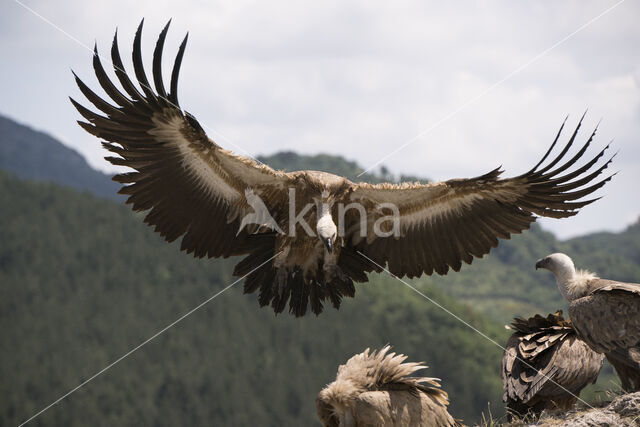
[1,0,638,238]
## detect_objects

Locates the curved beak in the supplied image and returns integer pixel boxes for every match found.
[323,238,333,253]
[535,259,545,270]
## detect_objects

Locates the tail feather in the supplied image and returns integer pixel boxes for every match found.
[236,243,357,316]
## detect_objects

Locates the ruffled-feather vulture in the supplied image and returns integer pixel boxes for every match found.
[536,253,640,392]
[71,20,615,316]
[316,345,461,427]
[501,311,604,420]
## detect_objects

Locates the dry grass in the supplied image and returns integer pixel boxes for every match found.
[474,387,638,426]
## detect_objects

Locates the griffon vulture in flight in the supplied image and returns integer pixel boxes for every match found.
[316,345,461,427]
[501,311,604,419]
[536,253,640,391]
[71,20,615,316]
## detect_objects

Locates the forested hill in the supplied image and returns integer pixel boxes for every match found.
[0,114,120,200]
[0,170,506,425]
[257,151,429,184]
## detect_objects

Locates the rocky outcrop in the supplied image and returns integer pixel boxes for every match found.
[518,392,640,426]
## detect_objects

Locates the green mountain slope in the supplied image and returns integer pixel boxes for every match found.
[258,151,429,184]
[0,114,121,200]
[0,171,506,426]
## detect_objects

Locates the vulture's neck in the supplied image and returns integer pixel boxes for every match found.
[319,202,331,217]
[318,379,361,416]
[553,266,598,301]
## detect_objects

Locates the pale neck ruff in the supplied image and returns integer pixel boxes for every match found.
[557,269,598,301]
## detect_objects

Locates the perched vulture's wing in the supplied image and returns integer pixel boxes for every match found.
[70,21,292,258]
[569,281,640,392]
[502,323,567,404]
[569,281,640,354]
[540,337,603,398]
[502,335,528,402]
[346,118,614,277]
[502,312,603,414]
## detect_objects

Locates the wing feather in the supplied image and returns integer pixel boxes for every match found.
[570,281,640,354]
[131,20,157,101]
[534,111,585,174]
[152,21,170,99]
[502,312,604,413]
[347,119,613,278]
[93,45,135,109]
[111,29,147,103]
[72,20,292,258]
[168,33,188,106]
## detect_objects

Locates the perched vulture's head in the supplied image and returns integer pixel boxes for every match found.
[536,253,597,301]
[535,253,575,275]
[317,213,338,253]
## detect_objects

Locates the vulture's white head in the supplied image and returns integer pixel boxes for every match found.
[536,253,596,301]
[317,212,338,253]
[536,253,575,275]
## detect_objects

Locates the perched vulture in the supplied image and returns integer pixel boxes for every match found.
[71,19,615,316]
[501,311,604,419]
[536,253,640,391]
[316,346,460,427]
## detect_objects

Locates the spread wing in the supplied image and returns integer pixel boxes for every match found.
[345,118,614,278]
[70,21,293,258]
[569,280,640,354]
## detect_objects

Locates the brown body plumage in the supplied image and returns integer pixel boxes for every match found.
[317,346,460,426]
[72,19,614,316]
[501,311,604,419]
[536,253,640,392]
